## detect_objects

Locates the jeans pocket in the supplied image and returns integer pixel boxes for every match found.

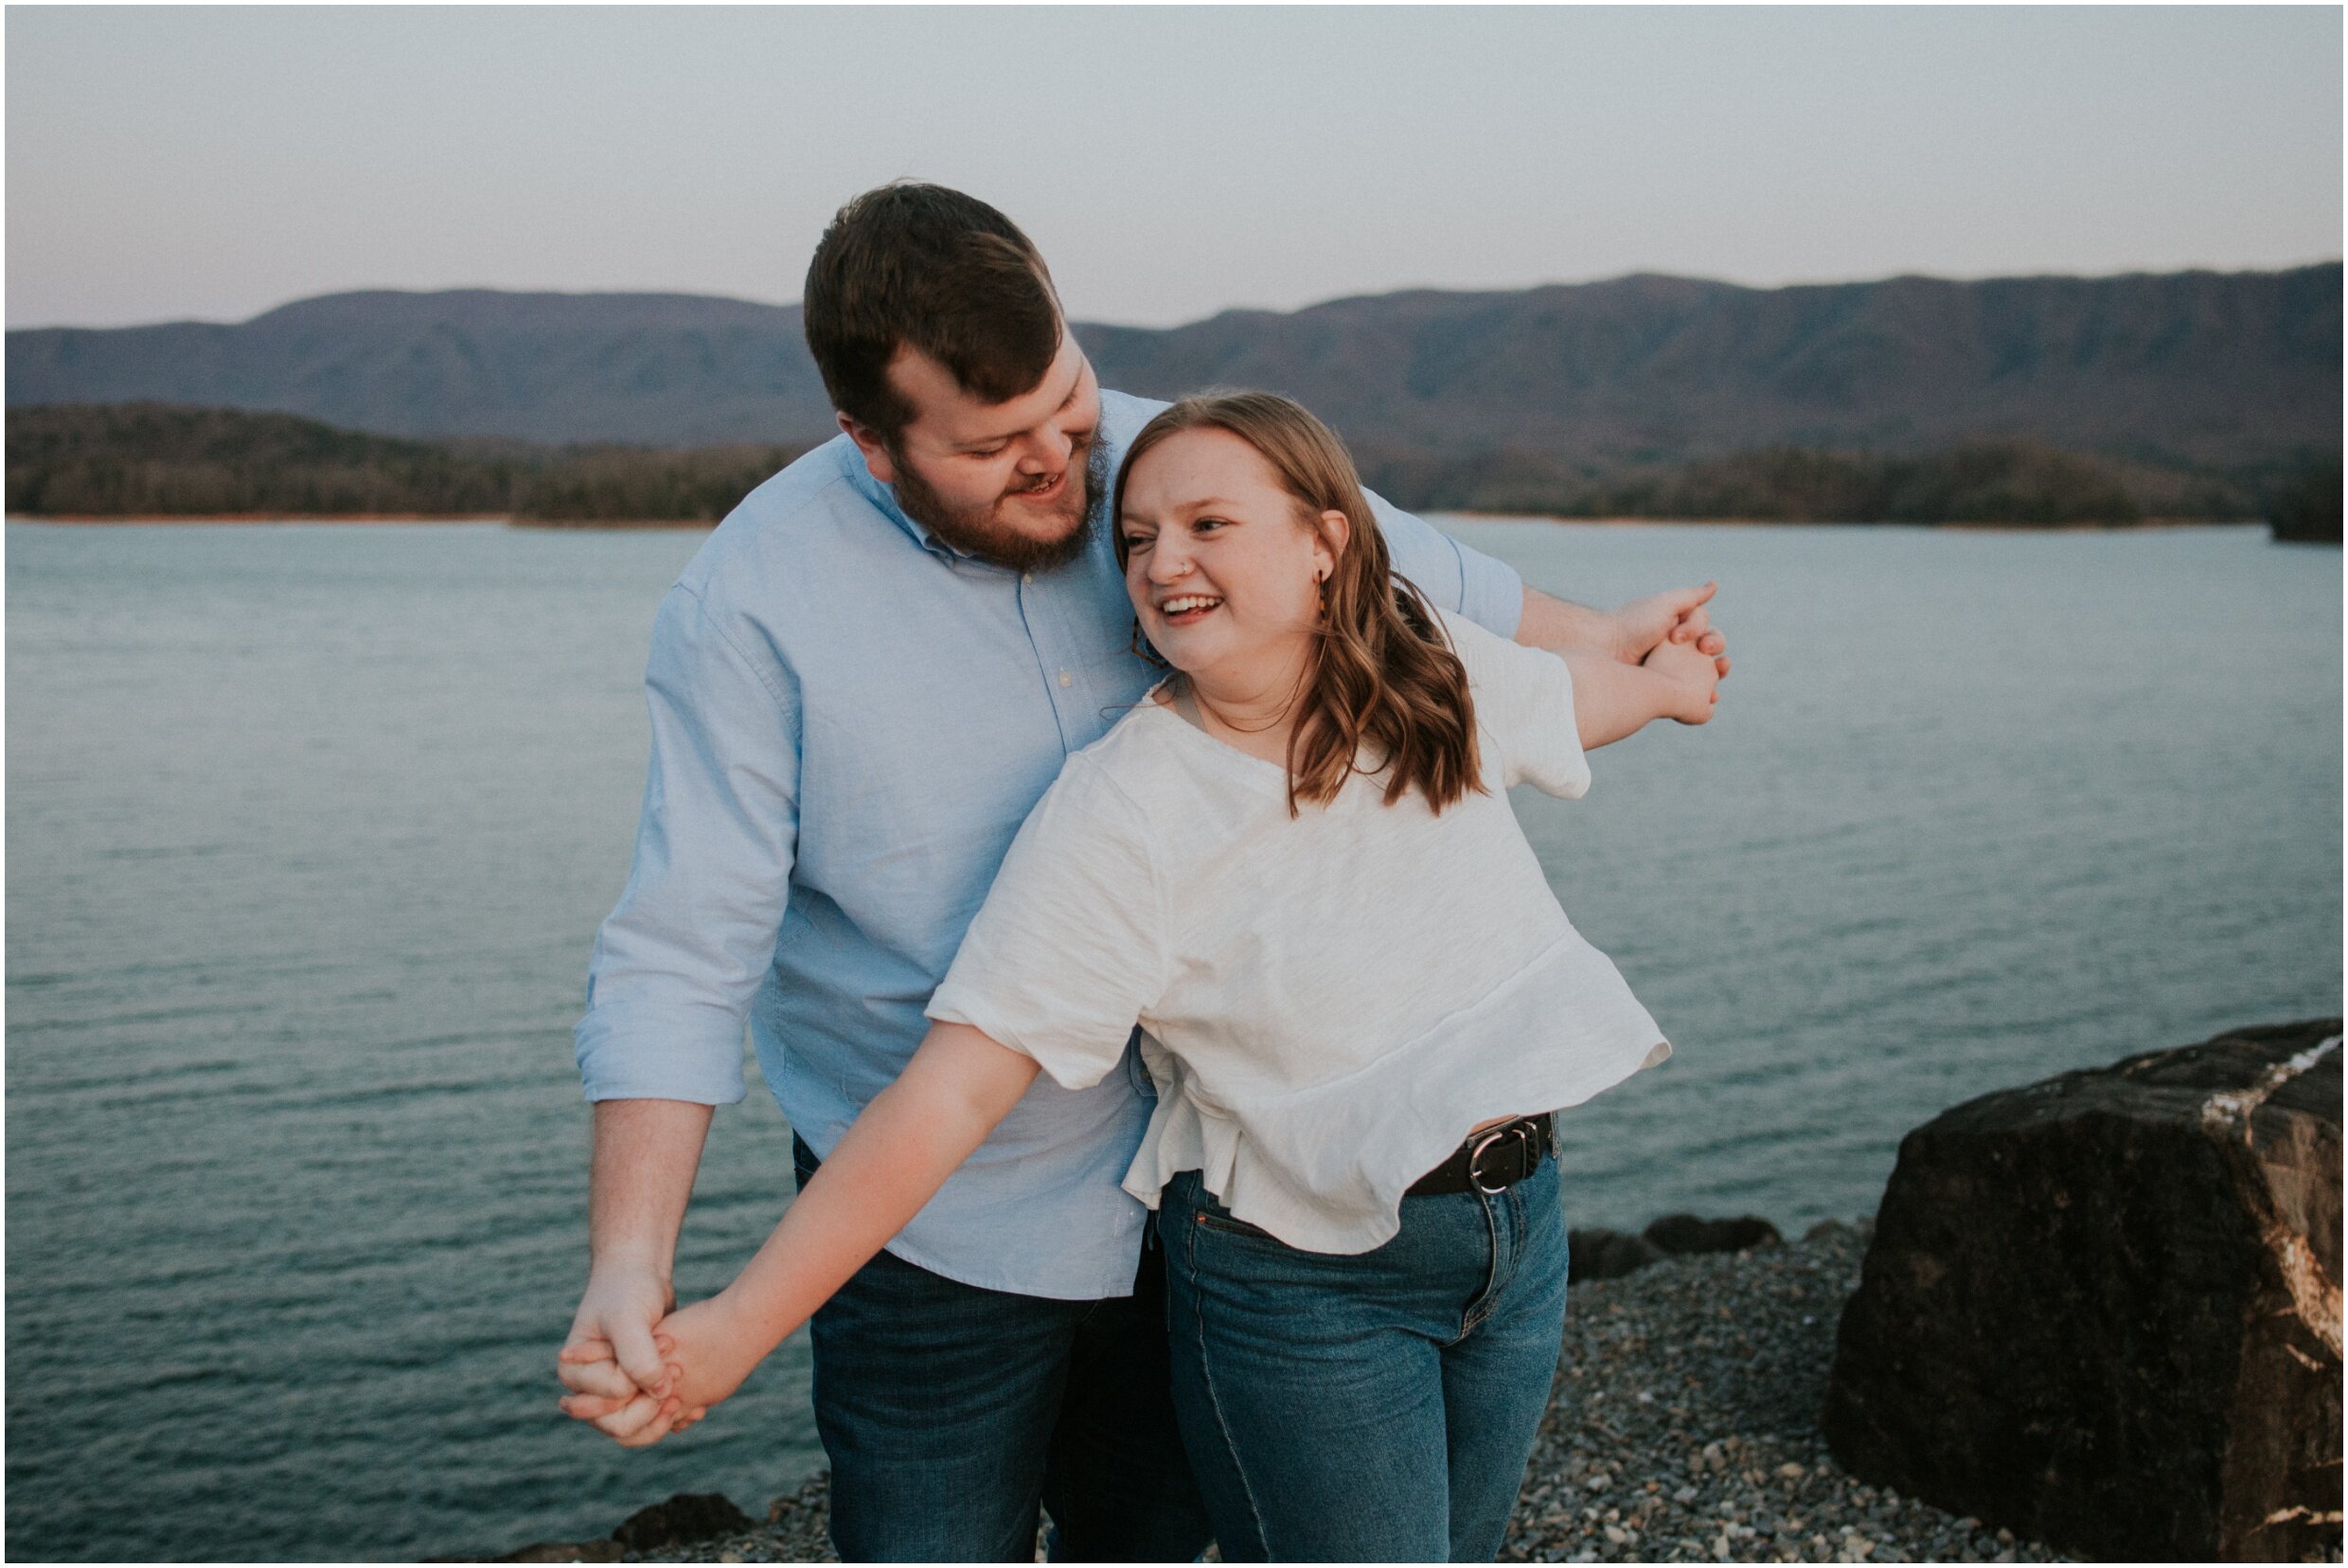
[1191,1208,1278,1241]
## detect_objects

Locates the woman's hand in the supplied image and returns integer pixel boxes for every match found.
[650,1292,771,1425]
[1641,634,1721,724]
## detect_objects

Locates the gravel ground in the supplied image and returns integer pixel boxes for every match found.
[1494,1221,2066,1565]
[612,1221,2111,1564]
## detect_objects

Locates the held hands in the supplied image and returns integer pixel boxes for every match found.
[1608,583,1732,682]
[557,1331,695,1447]
[556,1262,693,1447]
[556,1283,772,1449]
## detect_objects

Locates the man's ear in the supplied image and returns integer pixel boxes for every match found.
[839,413,898,485]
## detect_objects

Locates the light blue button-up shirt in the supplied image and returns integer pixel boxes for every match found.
[576,388,1526,1298]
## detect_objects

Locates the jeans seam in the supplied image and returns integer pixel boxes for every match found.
[1460,1190,1502,1337]
[1183,1195,1273,1559]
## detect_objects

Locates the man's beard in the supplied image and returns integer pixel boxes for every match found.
[887,435,1108,575]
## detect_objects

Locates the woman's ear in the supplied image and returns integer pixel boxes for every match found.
[1313,508,1351,580]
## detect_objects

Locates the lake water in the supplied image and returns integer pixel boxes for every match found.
[6,519,2339,1561]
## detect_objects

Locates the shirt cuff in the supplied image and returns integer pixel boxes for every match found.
[574,1001,751,1105]
[1454,538,1524,640]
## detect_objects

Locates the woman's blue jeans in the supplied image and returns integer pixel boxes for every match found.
[1160,1154,1572,1562]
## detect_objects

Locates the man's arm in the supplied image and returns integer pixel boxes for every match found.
[1364,488,1728,670]
[559,581,804,1437]
[1520,581,1729,670]
[556,1098,714,1439]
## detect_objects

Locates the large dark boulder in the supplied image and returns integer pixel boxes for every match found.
[1823,1019,2342,1561]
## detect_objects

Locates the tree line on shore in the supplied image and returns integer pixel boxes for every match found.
[7,401,2339,538]
[4,403,807,526]
[1356,440,2341,536]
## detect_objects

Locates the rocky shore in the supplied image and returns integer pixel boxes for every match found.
[476,1023,2339,1566]
[535,1224,2088,1565]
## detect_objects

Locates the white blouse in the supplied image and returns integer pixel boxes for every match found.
[926,612,1669,1255]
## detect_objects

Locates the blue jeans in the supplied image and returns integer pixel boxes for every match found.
[1161,1155,1571,1562]
[793,1136,1214,1562]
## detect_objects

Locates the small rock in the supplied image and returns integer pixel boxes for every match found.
[1645,1214,1785,1256]
[1568,1227,1663,1282]
[611,1493,755,1554]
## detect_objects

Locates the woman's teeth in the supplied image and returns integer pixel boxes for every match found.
[1159,596,1221,616]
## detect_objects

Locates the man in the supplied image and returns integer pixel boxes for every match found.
[555,183,1728,1561]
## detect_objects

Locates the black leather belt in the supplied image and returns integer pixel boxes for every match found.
[1405,1114,1554,1197]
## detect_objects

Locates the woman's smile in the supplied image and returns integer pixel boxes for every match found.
[1156,594,1223,625]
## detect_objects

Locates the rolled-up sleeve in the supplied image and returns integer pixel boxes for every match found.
[1367,490,1524,640]
[573,585,799,1104]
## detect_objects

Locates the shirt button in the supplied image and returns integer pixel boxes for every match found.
[1058,670,1074,687]
[1023,573,1035,584]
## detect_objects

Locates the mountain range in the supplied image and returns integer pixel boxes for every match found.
[9,264,2339,512]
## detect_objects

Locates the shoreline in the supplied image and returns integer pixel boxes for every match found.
[10,511,513,526]
[1448,513,2257,533]
[7,512,2269,535]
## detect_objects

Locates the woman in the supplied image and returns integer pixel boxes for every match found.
[621,392,1717,1559]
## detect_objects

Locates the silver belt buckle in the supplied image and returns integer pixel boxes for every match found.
[1468,1123,1530,1195]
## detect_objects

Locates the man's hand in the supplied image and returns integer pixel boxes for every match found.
[558,1263,685,1441]
[1604,582,1730,673]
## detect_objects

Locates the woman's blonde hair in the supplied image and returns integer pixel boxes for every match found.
[1112,390,1483,816]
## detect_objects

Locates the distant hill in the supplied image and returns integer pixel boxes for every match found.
[9,265,2339,515]
[1089,268,2341,508]
[7,291,826,449]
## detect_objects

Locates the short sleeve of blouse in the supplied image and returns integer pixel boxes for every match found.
[1439,611,1592,799]
[925,756,1167,1091]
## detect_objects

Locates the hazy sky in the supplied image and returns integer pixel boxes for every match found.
[7,6,2340,330]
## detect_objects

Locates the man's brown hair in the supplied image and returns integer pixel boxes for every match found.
[803,183,1064,443]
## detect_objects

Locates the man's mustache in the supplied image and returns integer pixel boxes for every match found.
[1005,433,1097,499]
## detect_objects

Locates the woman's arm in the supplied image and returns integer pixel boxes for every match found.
[1560,638,1719,751]
[649,1023,1041,1418]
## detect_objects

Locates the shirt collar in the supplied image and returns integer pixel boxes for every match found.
[835,438,979,563]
